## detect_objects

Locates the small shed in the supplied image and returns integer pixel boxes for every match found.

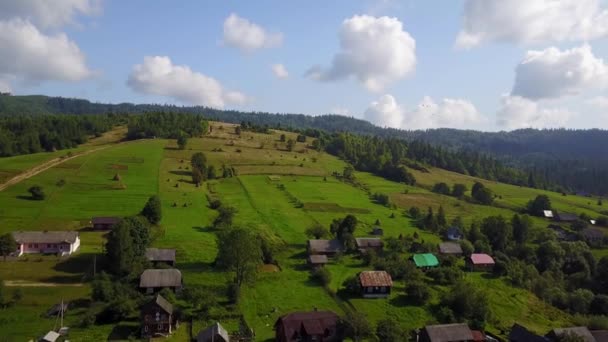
[582,228,605,242]
[413,253,439,269]
[41,331,61,342]
[446,227,463,241]
[307,254,328,268]
[146,248,176,267]
[508,323,548,342]
[355,238,383,254]
[439,242,463,255]
[547,327,595,342]
[197,322,230,342]
[468,253,495,271]
[555,212,578,222]
[91,217,121,230]
[307,239,344,256]
[372,227,384,236]
[275,311,340,342]
[139,269,183,294]
[543,210,554,219]
[419,323,474,342]
[359,271,393,298]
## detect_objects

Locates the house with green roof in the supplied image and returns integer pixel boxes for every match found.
[413,253,439,269]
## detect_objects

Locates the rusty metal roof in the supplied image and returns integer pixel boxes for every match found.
[359,271,393,287]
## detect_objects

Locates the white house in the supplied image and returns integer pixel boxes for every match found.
[12,231,80,256]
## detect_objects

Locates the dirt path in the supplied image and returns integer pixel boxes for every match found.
[0,146,110,192]
[4,280,84,287]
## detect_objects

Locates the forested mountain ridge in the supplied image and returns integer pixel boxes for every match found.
[2,94,608,195]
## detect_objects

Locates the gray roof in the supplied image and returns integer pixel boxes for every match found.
[355,238,383,248]
[308,254,328,264]
[91,217,121,225]
[424,323,474,342]
[12,231,78,244]
[307,239,344,254]
[197,322,230,342]
[139,269,182,288]
[153,294,173,314]
[146,248,176,262]
[591,330,608,342]
[551,327,595,342]
[439,242,463,255]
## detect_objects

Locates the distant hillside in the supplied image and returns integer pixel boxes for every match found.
[2,94,608,194]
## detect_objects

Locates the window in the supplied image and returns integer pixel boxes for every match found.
[33,244,38,248]
[380,286,386,293]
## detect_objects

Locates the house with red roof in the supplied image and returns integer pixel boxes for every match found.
[274,311,340,342]
[359,271,393,298]
[467,253,495,272]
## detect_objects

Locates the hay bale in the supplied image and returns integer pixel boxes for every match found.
[113,173,121,181]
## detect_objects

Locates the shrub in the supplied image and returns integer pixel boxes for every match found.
[432,182,451,195]
[27,185,45,200]
[311,267,331,286]
[405,281,430,305]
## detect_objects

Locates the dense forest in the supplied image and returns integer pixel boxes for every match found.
[1,94,608,194]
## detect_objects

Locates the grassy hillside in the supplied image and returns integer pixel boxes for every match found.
[0,123,605,340]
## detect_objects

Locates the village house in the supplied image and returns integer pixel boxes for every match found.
[547,327,595,342]
[308,254,328,268]
[418,323,476,342]
[371,227,384,236]
[146,248,176,267]
[307,239,344,256]
[197,322,230,342]
[359,271,393,298]
[508,324,548,342]
[582,228,605,243]
[439,242,463,256]
[468,253,495,272]
[547,224,577,241]
[413,253,439,269]
[554,212,578,223]
[12,231,80,256]
[141,294,175,338]
[139,269,183,294]
[91,216,120,230]
[275,311,340,342]
[446,226,463,241]
[355,238,383,254]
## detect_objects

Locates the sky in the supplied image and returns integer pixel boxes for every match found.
[2,0,608,131]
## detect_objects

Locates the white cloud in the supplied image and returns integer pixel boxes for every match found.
[271,64,289,79]
[330,107,351,116]
[364,94,482,129]
[0,19,93,83]
[223,13,283,53]
[0,0,101,28]
[456,0,608,48]
[0,78,11,93]
[307,15,416,92]
[587,95,608,109]
[512,45,608,99]
[496,95,573,129]
[127,56,248,108]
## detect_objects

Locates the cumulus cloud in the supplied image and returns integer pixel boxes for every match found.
[0,19,93,83]
[330,107,351,116]
[127,56,248,108]
[271,64,289,79]
[512,45,608,100]
[223,13,283,53]
[0,78,11,93]
[364,94,482,129]
[0,0,101,28]
[587,96,608,109]
[496,95,573,129]
[456,0,608,48]
[307,15,416,92]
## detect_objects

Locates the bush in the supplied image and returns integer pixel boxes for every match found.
[376,318,406,342]
[405,281,430,305]
[372,193,390,206]
[342,276,361,295]
[432,182,451,195]
[228,282,240,304]
[311,267,331,286]
[27,185,45,200]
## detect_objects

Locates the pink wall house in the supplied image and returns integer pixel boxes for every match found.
[12,231,80,256]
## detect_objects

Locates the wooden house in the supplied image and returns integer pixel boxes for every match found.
[308,254,328,268]
[12,231,80,256]
[146,248,176,267]
[275,311,340,342]
[467,253,495,272]
[197,322,230,342]
[419,323,475,342]
[446,227,463,241]
[554,212,578,223]
[355,238,383,254]
[508,323,548,342]
[139,269,183,294]
[141,294,175,338]
[547,327,595,342]
[91,217,120,230]
[307,239,344,256]
[359,271,392,298]
[439,242,463,256]
[582,228,605,243]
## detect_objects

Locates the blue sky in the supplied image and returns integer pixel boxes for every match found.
[2,0,608,131]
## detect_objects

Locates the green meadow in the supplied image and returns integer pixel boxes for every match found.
[0,123,605,340]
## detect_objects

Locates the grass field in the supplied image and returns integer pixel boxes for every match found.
[1,124,606,340]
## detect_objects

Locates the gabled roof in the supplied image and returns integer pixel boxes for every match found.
[508,323,548,342]
[91,217,121,225]
[470,253,495,265]
[556,212,578,222]
[42,331,61,342]
[139,269,182,288]
[275,311,339,341]
[152,294,173,314]
[12,231,79,244]
[550,327,595,342]
[307,239,343,254]
[355,238,383,248]
[423,323,474,342]
[582,228,604,240]
[359,271,393,287]
[308,254,328,264]
[146,248,176,262]
[413,253,439,267]
[197,322,230,342]
[439,242,463,255]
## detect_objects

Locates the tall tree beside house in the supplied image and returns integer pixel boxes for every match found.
[340,312,373,342]
[141,195,162,225]
[375,318,406,342]
[27,185,45,200]
[305,223,329,239]
[0,233,17,261]
[526,195,552,216]
[191,152,208,185]
[481,215,511,252]
[105,216,150,276]
[215,226,262,287]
